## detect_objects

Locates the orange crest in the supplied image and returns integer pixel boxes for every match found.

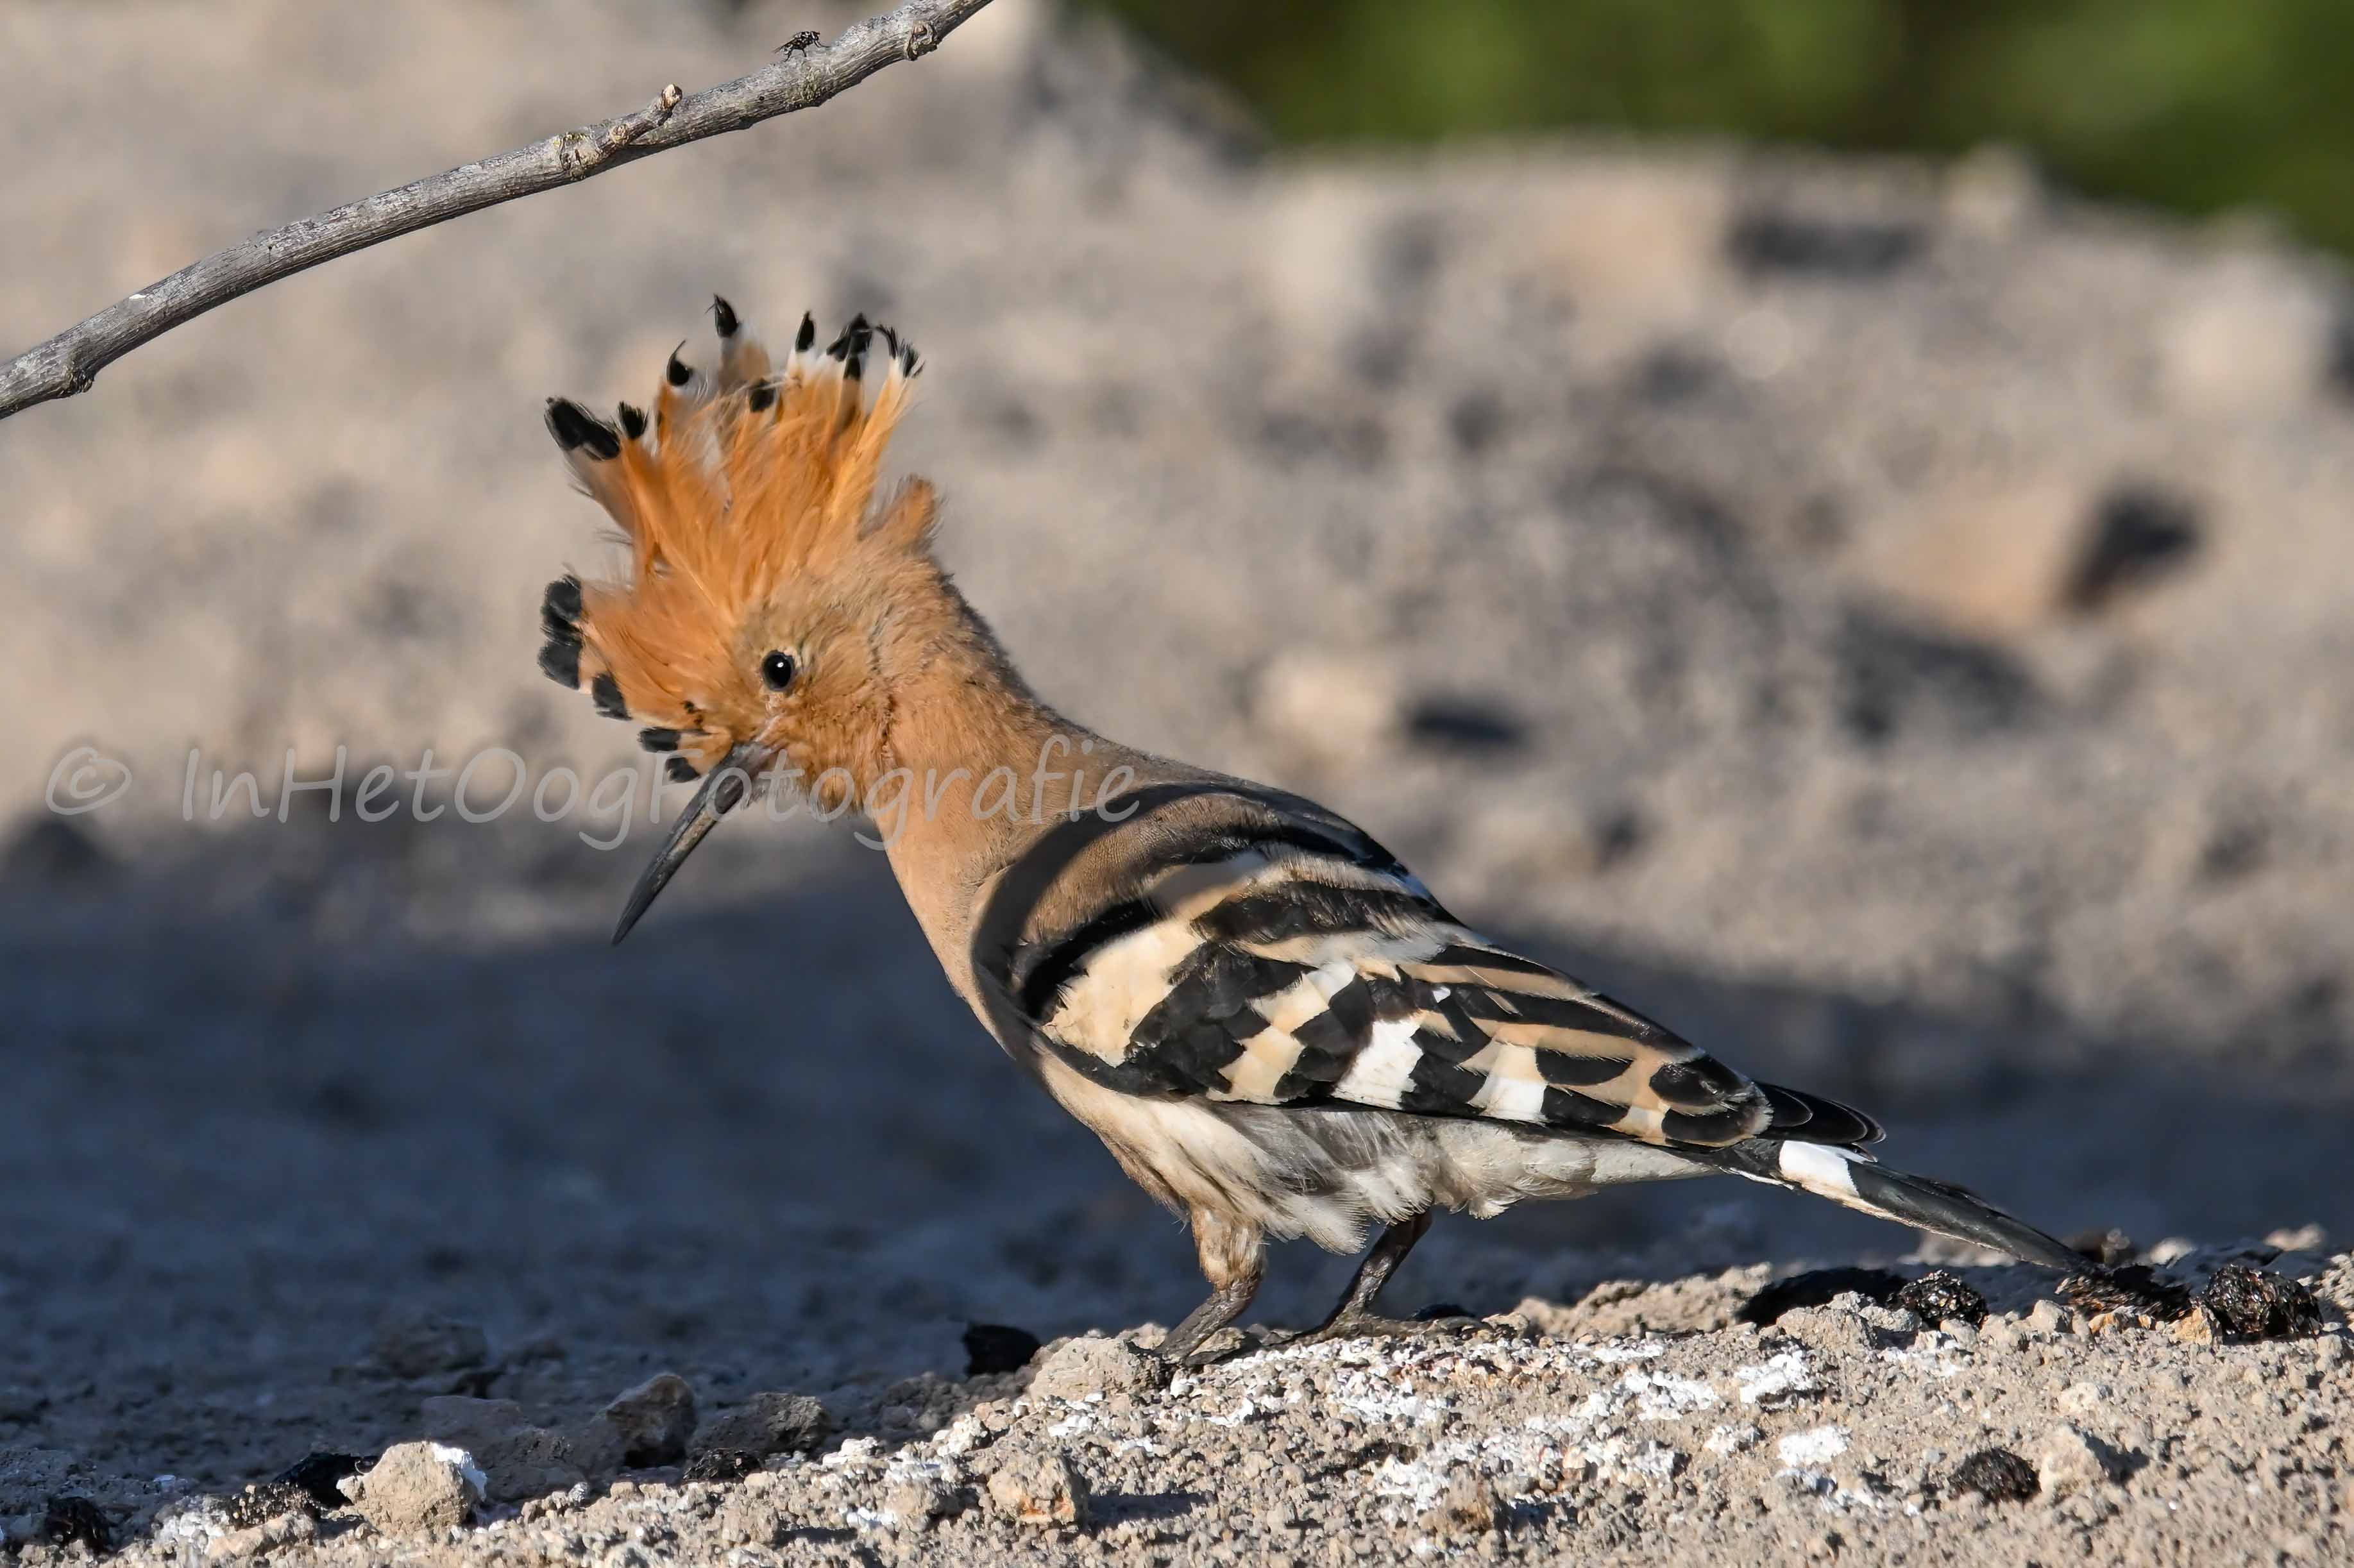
[536,301,937,782]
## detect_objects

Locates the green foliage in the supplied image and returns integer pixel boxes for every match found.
[1083,0,2354,253]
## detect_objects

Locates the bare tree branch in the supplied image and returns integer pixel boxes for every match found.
[0,0,994,424]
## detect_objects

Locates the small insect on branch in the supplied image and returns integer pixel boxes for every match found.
[0,0,996,425]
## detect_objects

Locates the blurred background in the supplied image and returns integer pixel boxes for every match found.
[1097,0,2354,253]
[1,0,2350,1494]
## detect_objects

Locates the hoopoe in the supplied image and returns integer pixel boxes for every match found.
[535,299,2085,1362]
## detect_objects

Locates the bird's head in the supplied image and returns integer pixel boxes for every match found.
[536,299,943,941]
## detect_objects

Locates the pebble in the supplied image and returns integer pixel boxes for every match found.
[341,1442,482,1533]
[693,1392,834,1459]
[598,1373,698,1468]
[1777,1306,1876,1355]
[1419,1472,1502,1537]
[418,1399,592,1499]
[883,1476,957,1528]
[1031,1335,1171,1401]
[986,1453,1090,1529]
[2034,1424,2124,1497]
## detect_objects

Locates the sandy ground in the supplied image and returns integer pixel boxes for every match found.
[3,1,2353,1562]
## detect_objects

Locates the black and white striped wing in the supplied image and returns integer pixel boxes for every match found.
[972,784,1879,1152]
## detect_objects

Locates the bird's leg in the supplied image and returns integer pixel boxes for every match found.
[1296,1211,1463,1345]
[1154,1209,1266,1365]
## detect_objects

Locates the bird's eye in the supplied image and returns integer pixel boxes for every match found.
[760,650,799,692]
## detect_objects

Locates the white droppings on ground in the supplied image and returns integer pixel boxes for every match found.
[1776,1425,1850,1467]
[1736,1350,1822,1406]
[1624,1369,1722,1420]
[1584,1341,1670,1365]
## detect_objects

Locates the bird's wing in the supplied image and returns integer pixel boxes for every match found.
[971,783,1881,1153]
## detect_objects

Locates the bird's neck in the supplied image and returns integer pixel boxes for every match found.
[872,577,1131,982]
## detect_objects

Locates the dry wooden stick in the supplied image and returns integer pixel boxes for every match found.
[0,0,994,423]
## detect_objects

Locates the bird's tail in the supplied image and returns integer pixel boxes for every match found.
[1696,1137,2085,1272]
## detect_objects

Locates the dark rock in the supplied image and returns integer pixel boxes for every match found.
[2065,485,2202,612]
[2199,1263,2323,1338]
[689,1391,829,1460]
[682,1449,759,1485]
[1404,696,1527,752]
[275,1451,373,1510]
[1892,1271,1988,1328]
[963,1322,1043,1376]
[2062,1265,2192,1323]
[1948,1447,2039,1503]
[40,1496,110,1553]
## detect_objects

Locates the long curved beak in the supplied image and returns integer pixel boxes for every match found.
[611,741,765,945]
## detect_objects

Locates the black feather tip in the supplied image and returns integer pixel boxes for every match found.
[665,755,699,783]
[638,728,681,754]
[543,573,582,620]
[794,312,817,353]
[538,639,582,688]
[544,398,622,460]
[666,342,693,387]
[711,295,740,338]
[617,402,648,441]
[590,670,629,720]
[541,575,584,642]
[748,380,777,412]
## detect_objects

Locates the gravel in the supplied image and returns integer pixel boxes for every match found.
[3,1,2353,1564]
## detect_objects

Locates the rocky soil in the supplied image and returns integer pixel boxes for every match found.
[4,1,2354,1563]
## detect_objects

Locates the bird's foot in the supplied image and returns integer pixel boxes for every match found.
[1288,1304,1480,1349]
[1144,1324,1279,1371]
